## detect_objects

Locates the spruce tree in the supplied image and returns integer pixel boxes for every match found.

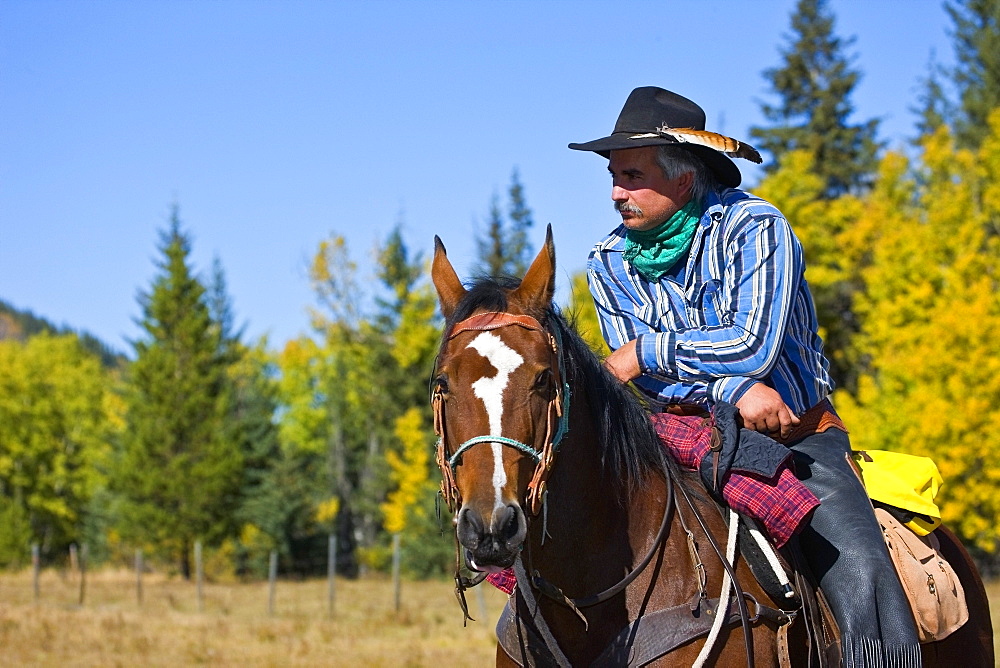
[506,168,535,276]
[912,53,955,139]
[476,193,508,277]
[117,207,243,577]
[474,169,535,276]
[750,0,880,198]
[946,0,1000,149]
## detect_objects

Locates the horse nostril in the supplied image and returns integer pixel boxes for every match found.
[456,507,484,549]
[495,504,526,546]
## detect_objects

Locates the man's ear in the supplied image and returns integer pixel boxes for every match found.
[677,170,695,199]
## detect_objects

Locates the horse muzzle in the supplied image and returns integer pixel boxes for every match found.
[456,502,527,572]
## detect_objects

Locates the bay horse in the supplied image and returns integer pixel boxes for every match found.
[430,228,994,666]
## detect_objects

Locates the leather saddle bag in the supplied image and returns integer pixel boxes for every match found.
[873,507,968,642]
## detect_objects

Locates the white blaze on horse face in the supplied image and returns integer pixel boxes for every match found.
[467,332,524,511]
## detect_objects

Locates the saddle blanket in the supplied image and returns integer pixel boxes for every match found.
[485,412,820,595]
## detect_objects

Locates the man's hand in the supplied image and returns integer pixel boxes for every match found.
[735,382,800,439]
[603,339,640,383]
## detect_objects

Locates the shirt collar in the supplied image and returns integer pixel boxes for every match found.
[702,189,724,226]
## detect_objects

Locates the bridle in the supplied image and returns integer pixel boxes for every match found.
[432,311,764,666]
[432,310,571,517]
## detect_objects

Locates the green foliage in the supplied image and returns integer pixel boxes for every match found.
[946,0,1000,149]
[0,333,119,565]
[0,496,32,567]
[271,225,447,578]
[750,0,880,198]
[475,168,535,276]
[376,407,451,577]
[0,299,126,368]
[912,53,954,139]
[116,207,244,577]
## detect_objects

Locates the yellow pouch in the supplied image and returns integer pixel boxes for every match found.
[851,450,943,536]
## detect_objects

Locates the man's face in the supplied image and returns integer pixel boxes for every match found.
[608,147,693,232]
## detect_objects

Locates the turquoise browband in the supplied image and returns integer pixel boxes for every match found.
[447,379,571,471]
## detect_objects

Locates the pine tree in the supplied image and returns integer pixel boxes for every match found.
[912,52,955,139]
[750,0,881,198]
[507,168,535,276]
[947,0,1000,149]
[475,169,535,276]
[117,207,243,577]
[477,193,508,277]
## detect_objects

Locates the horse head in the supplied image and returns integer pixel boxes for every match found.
[430,227,563,573]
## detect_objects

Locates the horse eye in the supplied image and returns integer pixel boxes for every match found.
[533,369,553,392]
[435,375,450,395]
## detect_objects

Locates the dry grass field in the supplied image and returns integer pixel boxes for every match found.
[0,568,509,666]
[0,569,997,666]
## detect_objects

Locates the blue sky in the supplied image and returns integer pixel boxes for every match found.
[1,0,955,352]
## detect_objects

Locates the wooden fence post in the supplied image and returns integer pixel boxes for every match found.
[31,543,40,603]
[78,543,88,606]
[268,550,278,616]
[392,533,401,613]
[135,548,144,606]
[477,583,487,621]
[195,541,203,612]
[327,534,336,619]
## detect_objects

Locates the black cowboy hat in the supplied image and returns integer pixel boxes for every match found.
[568,87,761,188]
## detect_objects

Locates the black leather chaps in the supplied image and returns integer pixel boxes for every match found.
[790,429,922,667]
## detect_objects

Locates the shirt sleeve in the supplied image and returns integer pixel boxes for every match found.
[635,210,803,384]
[587,249,711,406]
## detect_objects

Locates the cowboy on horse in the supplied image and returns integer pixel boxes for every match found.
[572,86,919,666]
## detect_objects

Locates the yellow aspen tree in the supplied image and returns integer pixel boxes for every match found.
[839,115,1000,554]
[381,407,434,536]
[566,270,610,357]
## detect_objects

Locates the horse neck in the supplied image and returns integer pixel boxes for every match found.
[520,386,685,665]
[524,385,652,590]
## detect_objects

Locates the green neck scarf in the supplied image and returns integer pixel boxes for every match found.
[623,198,705,281]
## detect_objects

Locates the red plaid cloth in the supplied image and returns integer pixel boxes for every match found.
[484,412,819,595]
[486,569,517,595]
[649,412,819,548]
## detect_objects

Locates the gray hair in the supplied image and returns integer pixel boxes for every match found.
[655,145,718,205]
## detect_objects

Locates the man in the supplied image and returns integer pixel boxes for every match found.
[570,86,921,667]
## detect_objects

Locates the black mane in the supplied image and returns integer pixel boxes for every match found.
[442,277,674,496]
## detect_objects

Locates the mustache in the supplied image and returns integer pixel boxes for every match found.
[615,201,643,217]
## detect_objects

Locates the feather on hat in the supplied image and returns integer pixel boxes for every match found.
[568,87,760,187]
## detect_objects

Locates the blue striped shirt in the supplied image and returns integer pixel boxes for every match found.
[587,187,833,414]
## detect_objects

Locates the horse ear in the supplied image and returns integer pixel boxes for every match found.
[512,224,556,314]
[431,236,467,320]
